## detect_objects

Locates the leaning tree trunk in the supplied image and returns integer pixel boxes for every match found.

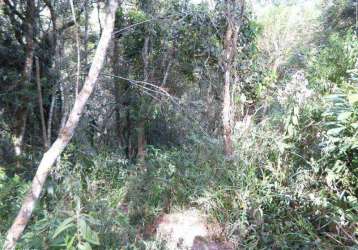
[3,1,119,249]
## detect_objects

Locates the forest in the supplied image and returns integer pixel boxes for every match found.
[0,0,357,249]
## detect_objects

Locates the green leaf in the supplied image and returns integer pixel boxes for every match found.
[351,122,358,129]
[337,112,351,122]
[277,141,291,154]
[327,127,345,136]
[325,94,345,102]
[287,124,295,137]
[293,106,299,116]
[65,235,76,248]
[82,214,101,225]
[78,242,92,250]
[347,94,358,104]
[79,218,100,245]
[52,217,76,239]
[110,188,126,208]
[292,115,299,126]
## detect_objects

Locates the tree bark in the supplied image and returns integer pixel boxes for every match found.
[12,0,35,157]
[137,36,150,164]
[12,112,28,157]
[223,70,234,157]
[47,89,56,146]
[43,0,58,147]
[35,57,49,150]
[70,0,81,96]
[222,0,244,157]
[3,1,119,248]
[84,0,89,69]
[112,38,126,147]
[222,0,236,157]
[137,119,146,163]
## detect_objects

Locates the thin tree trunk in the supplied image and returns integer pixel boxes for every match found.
[161,59,173,87]
[112,39,128,147]
[58,37,69,131]
[12,0,35,157]
[137,119,146,163]
[35,57,49,150]
[12,112,28,157]
[47,89,56,146]
[3,1,119,248]
[97,2,103,36]
[127,109,134,159]
[223,68,233,157]
[222,0,244,157]
[59,83,68,130]
[47,39,59,146]
[84,0,89,69]
[43,0,58,147]
[137,36,150,164]
[142,37,150,82]
[222,0,235,157]
[112,38,122,143]
[70,0,81,97]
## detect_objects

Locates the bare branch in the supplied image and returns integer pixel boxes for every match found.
[3,0,25,20]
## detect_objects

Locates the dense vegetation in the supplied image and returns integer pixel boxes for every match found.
[0,0,357,249]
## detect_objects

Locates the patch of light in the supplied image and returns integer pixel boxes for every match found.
[190,0,215,9]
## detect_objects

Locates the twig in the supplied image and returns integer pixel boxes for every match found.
[112,13,187,37]
[101,73,209,136]
[323,232,345,246]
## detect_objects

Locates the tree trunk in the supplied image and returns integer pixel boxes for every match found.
[222,0,244,157]
[3,1,119,248]
[111,38,128,147]
[35,57,49,150]
[223,70,234,157]
[43,0,58,147]
[137,119,146,164]
[126,109,134,159]
[70,0,81,96]
[137,36,150,164]
[84,1,89,68]
[47,89,56,146]
[12,111,28,157]
[59,81,68,130]
[12,0,35,157]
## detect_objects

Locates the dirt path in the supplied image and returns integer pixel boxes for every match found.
[152,208,234,250]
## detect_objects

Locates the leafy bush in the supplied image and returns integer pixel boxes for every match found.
[308,31,358,92]
[0,168,30,233]
[321,92,358,196]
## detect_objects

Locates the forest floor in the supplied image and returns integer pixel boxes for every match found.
[150,208,233,250]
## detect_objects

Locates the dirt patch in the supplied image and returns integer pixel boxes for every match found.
[152,208,233,250]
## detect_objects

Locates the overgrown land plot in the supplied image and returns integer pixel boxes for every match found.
[0,0,357,249]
